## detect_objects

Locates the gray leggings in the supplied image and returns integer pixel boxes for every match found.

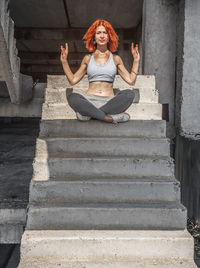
[67,89,135,121]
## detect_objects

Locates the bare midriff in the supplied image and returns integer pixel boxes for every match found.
[86,81,114,97]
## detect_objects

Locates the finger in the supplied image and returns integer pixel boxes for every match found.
[61,45,64,52]
[65,42,68,49]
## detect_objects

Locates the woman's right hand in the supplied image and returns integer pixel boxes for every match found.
[60,42,69,63]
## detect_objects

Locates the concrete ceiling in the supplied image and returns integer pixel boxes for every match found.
[9,0,143,29]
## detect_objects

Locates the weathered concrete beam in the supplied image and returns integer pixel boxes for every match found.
[9,0,69,28]
[17,39,87,53]
[0,24,17,102]
[15,27,140,41]
[15,28,88,41]
[19,51,85,61]
[21,63,77,74]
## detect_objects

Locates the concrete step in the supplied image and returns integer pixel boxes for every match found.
[18,259,197,268]
[29,177,180,204]
[0,208,26,225]
[0,224,25,244]
[35,137,170,158]
[26,202,186,230]
[0,208,27,243]
[42,102,162,120]
[0,97,43,117]
[47,75,156,89]
[33,156,174,181]
[45,87,159,104]
[40,119,166,138]
[19,230,195,266]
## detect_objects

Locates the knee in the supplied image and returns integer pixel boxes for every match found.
[123,89,135,101]
[67,93,80,105]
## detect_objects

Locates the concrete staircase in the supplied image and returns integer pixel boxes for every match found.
[18,75,196,267]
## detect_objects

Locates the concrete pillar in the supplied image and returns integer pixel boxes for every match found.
[176,0,200,137]
[0,0,33,103]
[142,0,177,125]
[175,0,200,225]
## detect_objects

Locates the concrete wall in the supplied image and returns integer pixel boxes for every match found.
[176,0,200,137]
[175,0,200,224]
[175,135,200,224]
[117,22,142,74]
[142,0,177,125]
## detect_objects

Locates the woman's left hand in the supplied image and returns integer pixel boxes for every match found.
[131,42,140,62]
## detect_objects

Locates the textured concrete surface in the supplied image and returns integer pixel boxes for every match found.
[6,244,20,268]
[19,72,194,266]
[179,0,200,136]
[9,0,69,28]
[40,120,166,138]
[33,156,174,180]
[0,82,45,117]
[0,224,25,244]
[0,97,43,117]
[0,118,40,242]
[42,102,162,120]
[19,230,195,263]
[35,137,170,157]
[174,0,200,234]
[20,74,33,103]
[47,75,156,89]
[0,244,18,267]
[26,203,187,230]
[0,118,39,206]
[18,260,198,268]
[0,0,21,103]
[142,0,177,125]
[30,178,180,203]
[10,0,143,29]
[175,135,200,225]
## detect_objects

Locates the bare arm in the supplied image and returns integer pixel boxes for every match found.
[115,43,140,86]
[60,42,90,86]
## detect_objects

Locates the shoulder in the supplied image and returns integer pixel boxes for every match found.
[113,54,123,66]
[82,54,92,65]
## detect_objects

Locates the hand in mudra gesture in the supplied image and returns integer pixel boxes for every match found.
[60,42,69,63]
[131,42,140,62]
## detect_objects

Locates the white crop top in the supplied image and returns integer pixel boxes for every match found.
[87,52,117,83]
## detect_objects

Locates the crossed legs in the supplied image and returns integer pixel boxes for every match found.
[67,89,135,122]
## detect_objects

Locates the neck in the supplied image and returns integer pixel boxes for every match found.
[96,45,109,54]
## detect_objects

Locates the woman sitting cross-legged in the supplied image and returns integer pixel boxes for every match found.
[60,19,140,123]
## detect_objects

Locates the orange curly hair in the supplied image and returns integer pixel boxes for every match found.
[82,19,119,52]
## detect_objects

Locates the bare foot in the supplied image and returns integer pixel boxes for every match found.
[104,115,113,123]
